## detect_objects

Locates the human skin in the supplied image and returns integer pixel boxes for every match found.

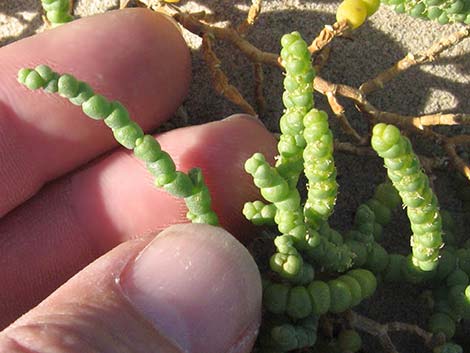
[0,8,277,353]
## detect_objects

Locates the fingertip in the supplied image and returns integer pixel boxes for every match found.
[2,224,262,353]
[0,8,192,216]
[120,223,262,353]
[70,114,277,249]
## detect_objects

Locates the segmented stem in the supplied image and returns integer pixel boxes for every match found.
[263,268,377,319]
[303,109,338,228]
[371,123,443,271]
[41,0,73,27]
[259,314,319,352]
[277,31,314,188]
[383,0,470,25]
[18,65,219,225]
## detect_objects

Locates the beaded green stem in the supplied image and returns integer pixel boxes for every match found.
[371,123,443,271]
[41,0,73,27]
[278,31,338,229]
[18,65,219,225]
[382,0,470,25]
[263,268,377,318]
[276,31,313,189]
[303,109,338,228]
[259,315,319,352]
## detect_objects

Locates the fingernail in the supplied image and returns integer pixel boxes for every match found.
[222,114,266,128]
[119,223,262,353]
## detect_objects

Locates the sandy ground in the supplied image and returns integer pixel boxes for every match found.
[1,1,470,352]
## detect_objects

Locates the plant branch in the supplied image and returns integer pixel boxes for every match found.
[313,46,331,72]
[334,141,375,156]
[448,134,470,145]
[308,21,349,55]
[173,11,470,181]
[347,311,399,353]
[412,113,470,127]
[237,0,263,35]
[325,89,364,143]
[173,12,279,66]
[253,63,266,115]
[314,75,470,180]
[385,321,435,347]
[359,27,470,95]
[347,311,445,352]
[201,33,257,116]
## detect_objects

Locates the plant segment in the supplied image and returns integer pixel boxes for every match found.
[244,32,384,352]
[17,65,219,225]
[243,31,470,352]
[41,0,73,27]
[334,0,469,28]
[17,27,470,353]
[372,123,443,271]
[382,0,470,24]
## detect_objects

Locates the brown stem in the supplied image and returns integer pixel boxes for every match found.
[443,142,470,180]
[237,0,262,35]
[334,141,375,156]
[174,11,470,181]
[335,140,447,173]
[313,46,331,72]
[315,75,470,180]
[325,90,363,143]
[308,21,350,55]
[347,311,399,353]
[201,33,257,116]
[386,321,435,347]
[448,135,470,145]
[174,12,279,66]
[412,113,470,128]
[253,63,266,116]
[359,27,470,95]
[348,311,446,352]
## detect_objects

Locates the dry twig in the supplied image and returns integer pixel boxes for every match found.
[308,21,349,55]
[174,12,279,66]
[314,75,470,180]
[253,63,266,116]
[334,141,375,156]
[448,134,470,145]
[325,89,364,143]
[347,311,444,353]
[201,33,257,116]
[386,321,436,347]
[313,46,331,72]
[443,141,470,180]
[237,0,262,35]
[348,311,399,353]
[412,113,470,128]
[173,11,470,180]
[360,27,470,95]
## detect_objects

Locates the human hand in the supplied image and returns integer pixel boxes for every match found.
[0,9,276,352]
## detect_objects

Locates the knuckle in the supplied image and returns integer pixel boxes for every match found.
[0,319,99,353]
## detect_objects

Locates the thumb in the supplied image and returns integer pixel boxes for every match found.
[0,224,262,353]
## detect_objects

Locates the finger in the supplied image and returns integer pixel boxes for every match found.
[0,8,190,217]
[0,224,262,353]
[0,115,276,328]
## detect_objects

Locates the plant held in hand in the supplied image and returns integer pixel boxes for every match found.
[18,65,219,225]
